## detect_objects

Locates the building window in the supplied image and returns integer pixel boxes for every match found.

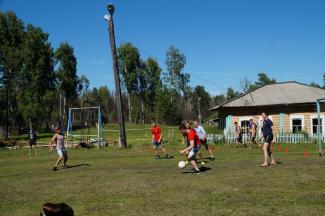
[312,118,322,134]
[240,120,250,134]
[292,119,302,133]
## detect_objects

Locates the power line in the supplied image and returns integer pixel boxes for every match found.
[115,35,228,93]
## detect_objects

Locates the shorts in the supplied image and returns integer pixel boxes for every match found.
[57,148,67,157]
[263,134,273,144]
[29,139,36,146]
[153,140,162,147]
[187,146,201,161]
[200,139,208,150]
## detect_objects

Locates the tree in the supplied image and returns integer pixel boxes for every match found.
[144,57,162,120]
[18,24,56,128]
[77,74,90,107]
[213,95,226,106]
[226,87,240,100]
[165,46,190,99]
[0,11,25,131]
[249,73,276,91]
[55,42,79,124]
[191,85,211,121]
[117,43,148,123]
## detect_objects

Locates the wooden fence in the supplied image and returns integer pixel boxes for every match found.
[206,133,325,144]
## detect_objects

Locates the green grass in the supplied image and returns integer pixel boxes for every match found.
[1,142,325,216]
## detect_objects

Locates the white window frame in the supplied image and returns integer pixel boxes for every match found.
[239,116,252,134]
[290,114,304,133]
[310,114,325,135]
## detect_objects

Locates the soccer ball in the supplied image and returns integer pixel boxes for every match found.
[178,161,186,169]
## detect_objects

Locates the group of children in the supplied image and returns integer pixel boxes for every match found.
[150,120,214,174]
[150,111,276,173]
[28,111,275,172]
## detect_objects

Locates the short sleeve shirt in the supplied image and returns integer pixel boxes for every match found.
[194,125,206,140]
[151,126,161,141]
[188,129,201,147]
[262,119,273,137]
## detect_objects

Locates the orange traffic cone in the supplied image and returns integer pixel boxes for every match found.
[285,145,289,153]
[304,150,308,158]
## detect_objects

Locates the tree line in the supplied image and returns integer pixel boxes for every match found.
[1,11,324,133]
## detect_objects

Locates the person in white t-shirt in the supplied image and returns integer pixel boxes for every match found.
[194,121,214,160]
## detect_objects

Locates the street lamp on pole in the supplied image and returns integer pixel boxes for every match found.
[198,97,202,124]
[104,3,127,148]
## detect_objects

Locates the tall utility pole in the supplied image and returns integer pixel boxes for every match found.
[105,3,127,148]
[198,97,202,124]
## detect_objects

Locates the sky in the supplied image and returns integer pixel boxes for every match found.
[1,0,325,95]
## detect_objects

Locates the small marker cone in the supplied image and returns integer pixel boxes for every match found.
[285,145,288,153]
[304,150,308,158]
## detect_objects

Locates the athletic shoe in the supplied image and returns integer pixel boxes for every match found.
[194,169,201,175]
[155,155,160,159]
[52,167,57,171]
[209,156,215,161]
[166,154,172,159]
[201,161,205,165]
[62,164,69,168]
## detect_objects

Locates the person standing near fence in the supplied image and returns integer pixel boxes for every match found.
[261,112,276,167]
[249,119,258,146]
[150,122,171,159]
[194,121,214,160]
[234,122,243,147]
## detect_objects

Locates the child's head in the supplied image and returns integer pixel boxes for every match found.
[41,202,74,216]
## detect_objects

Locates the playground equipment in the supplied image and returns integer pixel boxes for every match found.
[66,106,104,148]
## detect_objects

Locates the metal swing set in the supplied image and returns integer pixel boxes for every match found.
[66,106,105,148]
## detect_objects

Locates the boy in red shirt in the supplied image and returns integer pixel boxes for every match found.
[180,122,201,174]
[151,122,171,159]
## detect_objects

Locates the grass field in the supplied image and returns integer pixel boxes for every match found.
[1,139,325,216]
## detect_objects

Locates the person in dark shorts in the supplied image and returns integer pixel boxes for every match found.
[261,112,276,167]
[150,122,171,159]
[28,128,38,156]
[194,120,214,160]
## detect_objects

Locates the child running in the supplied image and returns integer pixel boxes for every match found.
[261,112,276,167]
[50,127,68,171]
[194,120,214,160]
[179,121,201,174]
[150,122,171,159]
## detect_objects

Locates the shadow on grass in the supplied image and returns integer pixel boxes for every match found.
[182,166,212,174]
[57,164,90,171]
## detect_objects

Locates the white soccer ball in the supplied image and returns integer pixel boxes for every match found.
[178,160,186,169]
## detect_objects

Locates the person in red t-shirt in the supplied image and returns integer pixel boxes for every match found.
[151,122,171,159]
[179,121,201,174]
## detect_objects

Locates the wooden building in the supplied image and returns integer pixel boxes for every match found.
[210,82,325,136]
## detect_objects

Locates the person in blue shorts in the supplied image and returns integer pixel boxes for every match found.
[261,112,276,167]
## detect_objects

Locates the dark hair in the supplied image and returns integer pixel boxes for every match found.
[179,124,186,130]
[41,203,74,216]
[262,112,269,116]
[234,122,238,124]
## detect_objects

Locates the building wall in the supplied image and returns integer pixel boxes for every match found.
[225,111,324,135]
